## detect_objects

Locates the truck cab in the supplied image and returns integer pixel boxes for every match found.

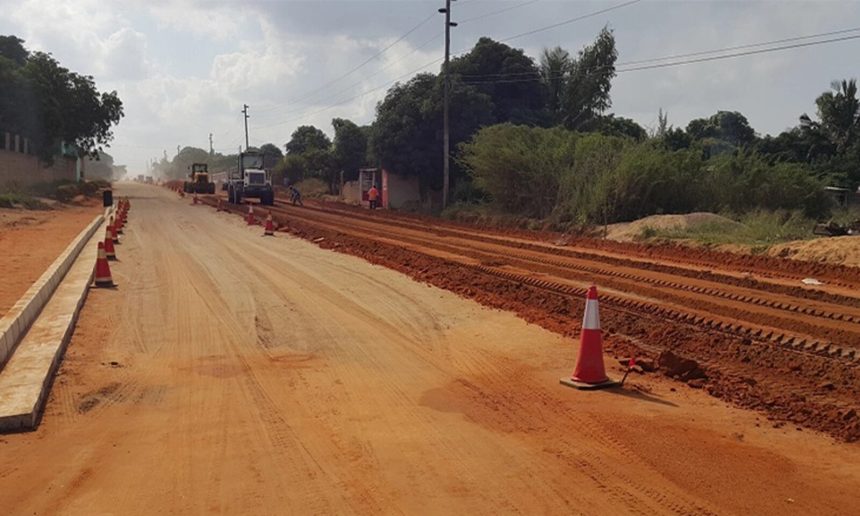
[227,150,274,205]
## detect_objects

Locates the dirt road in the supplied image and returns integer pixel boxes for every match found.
[204,194,860,442]
[1,183,858,514]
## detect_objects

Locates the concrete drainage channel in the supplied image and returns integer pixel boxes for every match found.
[0,207,112,431]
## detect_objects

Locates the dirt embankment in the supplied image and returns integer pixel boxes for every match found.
[0,201,102,315]
[769,236,860,267]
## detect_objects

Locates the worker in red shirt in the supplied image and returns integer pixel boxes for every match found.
[368,185,379,210]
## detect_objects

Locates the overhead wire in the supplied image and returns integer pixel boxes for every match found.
[457,33,860,85]
[620,25,860,65]
[500,0,641,43]
[458,0,541,24]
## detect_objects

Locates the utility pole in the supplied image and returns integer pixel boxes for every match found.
[242,104,250,151]
[439,0,457,209]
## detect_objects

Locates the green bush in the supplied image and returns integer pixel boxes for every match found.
[459,124,832,227]
[704,153,829,217]
[554,133,627,225]
[459,123,576,219]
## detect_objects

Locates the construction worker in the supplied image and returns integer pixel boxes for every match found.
[368,184,379,210]
[288,184,303,206]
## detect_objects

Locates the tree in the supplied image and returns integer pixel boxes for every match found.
[539,46,571,120]
[685,111,755,148]
[370,74,438,194]
[0,39,123,162]
[170,146,210,179]
[450,37,542,124]
[332,118,367,182]
[285,125,330,155]
[370,73,493,197]
[655,108,669,138]
[23,51,123,160]
[814,79,859,153]
[303,147,338,193]
[591,115,647,141]
[662,127,692,151]
[0,35,28,66]
[561,27,617,130]
[260,143,283,160]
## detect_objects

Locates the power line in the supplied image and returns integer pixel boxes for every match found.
[621,25,860,66]
[458,0,541,24]
[501,0,642,43]
[619,33,860,72]
[458,29,860,83]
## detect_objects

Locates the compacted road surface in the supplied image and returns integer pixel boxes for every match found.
[1,183,857,514]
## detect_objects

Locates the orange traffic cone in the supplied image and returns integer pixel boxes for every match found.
[246,205,255,225]
[115,212,124,234]
[192,193,198,205]
[216,198,223,212]
[104,225,117,260]
[110,217,120,244]
[263,213,274,236]
[93,241,115,287]
[560,286,619,390]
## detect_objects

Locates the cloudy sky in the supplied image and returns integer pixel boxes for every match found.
[2,0,859,172]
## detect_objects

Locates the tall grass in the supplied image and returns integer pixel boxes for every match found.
[648,210,816,247]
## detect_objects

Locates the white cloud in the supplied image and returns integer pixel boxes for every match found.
[147,0,245,41]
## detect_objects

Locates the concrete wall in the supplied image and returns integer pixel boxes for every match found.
[341,180,362,205]
[0,135,77,188]
[384,171,420,209]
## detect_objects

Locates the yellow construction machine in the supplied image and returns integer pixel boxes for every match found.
[183,163,215,194]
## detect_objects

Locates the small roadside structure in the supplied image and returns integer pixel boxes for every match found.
[342,168,420,209]
[824,186,853,208]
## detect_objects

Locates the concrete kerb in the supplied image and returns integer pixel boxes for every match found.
[0,210,110,431]
[0,209,108,369]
